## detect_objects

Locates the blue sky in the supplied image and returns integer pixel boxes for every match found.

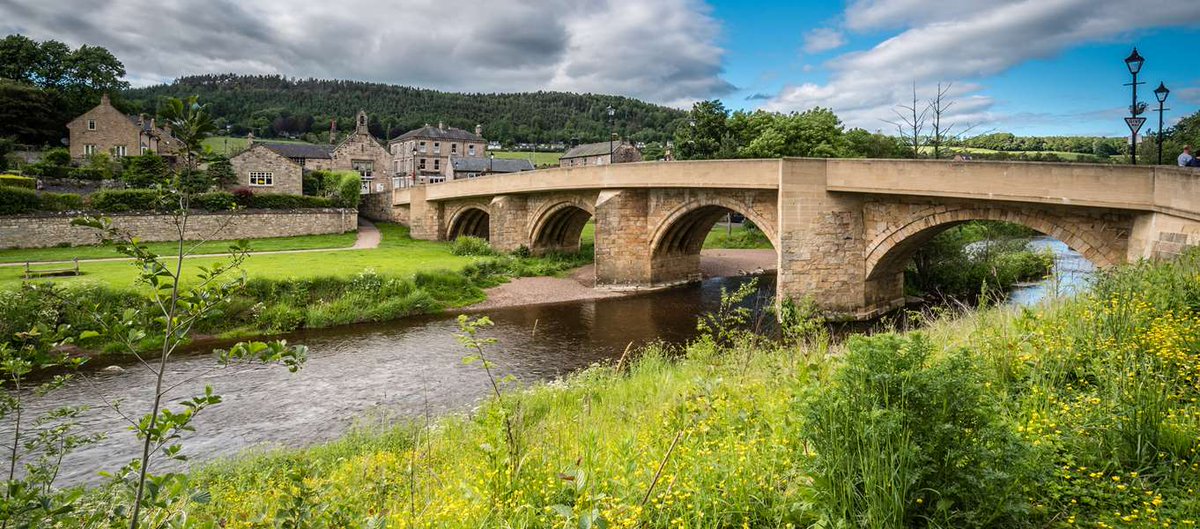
[709,0,1200,136]
[4,0,1199,137]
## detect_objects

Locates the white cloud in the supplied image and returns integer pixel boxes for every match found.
[763,0,1200,130]
[1178,86,1200,105]
[0,0,733,106]
[802,27,846,54]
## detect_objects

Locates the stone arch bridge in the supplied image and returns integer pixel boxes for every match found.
[376,159,1200,319]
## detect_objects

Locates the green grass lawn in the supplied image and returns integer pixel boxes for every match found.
[490,150,562,167]
[0,232,358,264]
[202,136,316,157]
[0,224,473,290]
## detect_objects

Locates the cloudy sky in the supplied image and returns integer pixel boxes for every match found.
[2,0,1199,136]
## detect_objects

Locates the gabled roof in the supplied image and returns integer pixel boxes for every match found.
[393,125,482,143]
[259,142,334,159]
[561,141,637,159]
[451,157,535,173]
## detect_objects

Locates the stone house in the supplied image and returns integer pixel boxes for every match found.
[389,122,486,184]
[228,143,303,195]
[229,110,394,195]
[559,141,642,168]
[451,156,534,179]
[66,94,185,162]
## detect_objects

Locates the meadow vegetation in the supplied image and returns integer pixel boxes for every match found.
[24,249,1198,528]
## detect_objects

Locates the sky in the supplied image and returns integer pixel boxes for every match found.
[2,0,1199,137]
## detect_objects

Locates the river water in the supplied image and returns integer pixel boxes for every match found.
[20,238,1092,487]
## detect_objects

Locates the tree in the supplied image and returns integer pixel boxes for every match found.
[843,128,905,158]
[121,153,170,188]
[206,156,236,188]
[674,100,730,160]
[0,79,59,143]
[885,82,928,159]
[926,83,975,159]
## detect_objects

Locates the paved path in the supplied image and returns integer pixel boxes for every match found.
[1,217,382,268]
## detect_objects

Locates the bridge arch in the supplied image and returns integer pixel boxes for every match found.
[446,205,491,241]
[528,197,596,253]
[648,197,779,284]
[864,206,1123,283]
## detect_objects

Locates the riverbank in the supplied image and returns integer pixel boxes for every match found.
[48,250,1200,528]
[470,248,777,310]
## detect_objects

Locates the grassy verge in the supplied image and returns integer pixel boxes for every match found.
[0,231,358,264]
[0,224,465,289]
[59,252,1200,527]
[579,221,775,250]
[0,225,593,352]
[491,150,563,167]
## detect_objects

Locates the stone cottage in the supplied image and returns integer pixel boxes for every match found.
[66,94,185,162]
[559,140,642,167]
[228,143,304,195]
[230,110,393,195]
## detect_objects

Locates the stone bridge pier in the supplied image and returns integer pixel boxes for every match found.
[379,159,1200,319]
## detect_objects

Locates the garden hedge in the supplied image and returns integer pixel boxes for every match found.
[0,186,40,215]
[0,174,35,189]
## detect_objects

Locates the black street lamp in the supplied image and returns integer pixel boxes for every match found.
[411,145,418,186]
[1154,82,1170,165]
[606,105,615,163]
[1124,48,1145,165]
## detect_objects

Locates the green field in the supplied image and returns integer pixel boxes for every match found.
[921,145,1113,161]
[0,232,358,265]
[0,224,473,290]
[202,136,315,157]
[490,150,562,167]
[580,221,773,249]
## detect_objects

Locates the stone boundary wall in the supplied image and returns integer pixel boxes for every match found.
[359,192,409,225]
[0,208,358,249]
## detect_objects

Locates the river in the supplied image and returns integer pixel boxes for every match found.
[17,238,1092,487]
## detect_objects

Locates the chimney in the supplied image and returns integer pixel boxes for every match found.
[330,118,338,144]
[475,124,483,137]
[438,121,444,131]
[149,118,156,130]
[137,113,146,127]
[100,93,111,106]
[247,131,255,144]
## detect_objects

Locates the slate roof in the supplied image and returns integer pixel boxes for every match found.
[451,157,534,173]
[259,142,334,159]
[561,141,633,159]
[394,125,482,142]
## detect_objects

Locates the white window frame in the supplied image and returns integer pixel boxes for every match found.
[84,144,97,156]
[248,171,274,187]
[87,119,96,130]
[468,145,476,156]
[112,145,127,157]
[433,142,441,154]
[419,141,427,153]
[433,159,440,171]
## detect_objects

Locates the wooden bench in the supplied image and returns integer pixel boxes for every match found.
[23,258,81,279]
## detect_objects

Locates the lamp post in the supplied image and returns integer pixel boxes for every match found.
[606,105,615,163]
[1154,82,1170,165]
[411,145,418,186]
[1124,48,1145,165]
[224,124,231,155]
[489,152,494,174]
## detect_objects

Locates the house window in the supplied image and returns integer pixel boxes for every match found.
[434,159,440,171]
[84,144,96,156]
[468,145,476,156]
[141,147,149,155]
[87,119,96,130]
[248,171,273,186]
[112,145,127,157]
[433,142,440,154]
[352,160,374,178]
[419,141,427,153]
[451,143,458,154]
[419,158,426,170]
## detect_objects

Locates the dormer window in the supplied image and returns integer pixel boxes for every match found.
[87,119,96,130]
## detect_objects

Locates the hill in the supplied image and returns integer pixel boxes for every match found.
[124,74,687,146]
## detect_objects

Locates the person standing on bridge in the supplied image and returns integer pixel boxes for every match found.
[1180,145,1200,167]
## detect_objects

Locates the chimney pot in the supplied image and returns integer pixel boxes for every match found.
[438,121,444,131]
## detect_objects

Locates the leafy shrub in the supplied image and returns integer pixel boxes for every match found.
[22,163,72,179]
[68,167,107,180]
[0,185,39,215]
[179,167,214,193]
[121,153,170,188]
[302,171,325,196]
[206,157,236,188]
[450,236,494,256]
[802,333,1032,528]
[193,192,237,212]
[84,152,115,180]
[90,189,162,212]
[0,174,35,189]
[245,193,334,210]
[328,171,361,208]
[38,192,84,211]
[231,187,254,206]
[42,148,70,167]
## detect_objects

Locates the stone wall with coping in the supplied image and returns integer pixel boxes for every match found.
[0,209,357,249]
